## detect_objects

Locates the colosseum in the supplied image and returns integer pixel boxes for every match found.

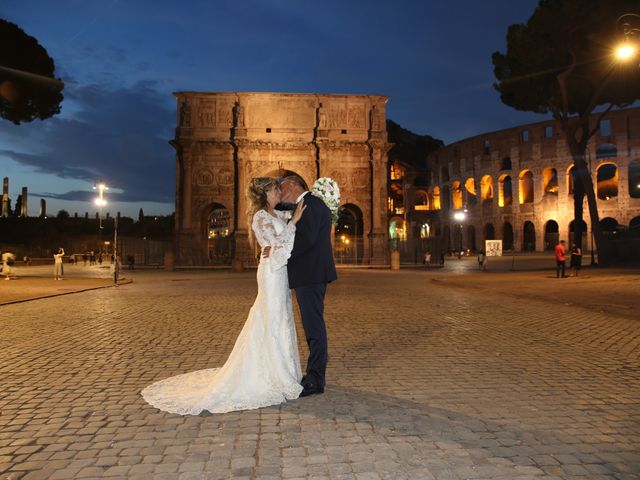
[410,107,640,260]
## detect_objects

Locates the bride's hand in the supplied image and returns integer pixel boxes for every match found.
[291,199,307,225]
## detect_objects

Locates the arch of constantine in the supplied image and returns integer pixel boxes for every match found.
[171,92,391,266]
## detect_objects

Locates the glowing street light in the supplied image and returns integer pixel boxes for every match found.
[616,13,640,63]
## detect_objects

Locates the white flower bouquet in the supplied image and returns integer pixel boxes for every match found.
[311,177,341,225]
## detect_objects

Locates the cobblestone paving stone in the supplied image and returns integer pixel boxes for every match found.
[0,270,639,479]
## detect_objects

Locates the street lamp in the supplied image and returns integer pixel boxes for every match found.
[452,210,466,257]
[615,13,640,63]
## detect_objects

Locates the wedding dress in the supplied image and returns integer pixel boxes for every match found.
[142,209,303,415]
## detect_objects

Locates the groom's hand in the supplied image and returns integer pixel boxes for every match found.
[262,246,271,258]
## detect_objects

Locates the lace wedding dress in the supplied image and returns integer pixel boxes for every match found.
[142,210,303,415]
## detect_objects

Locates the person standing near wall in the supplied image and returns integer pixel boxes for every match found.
[554,240,566,278]
[570,243,582,277]
[53,247,65,280]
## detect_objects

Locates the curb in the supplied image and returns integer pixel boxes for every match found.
[0,279,133,306]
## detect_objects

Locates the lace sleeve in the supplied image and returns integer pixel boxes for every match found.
[252,211,296,272]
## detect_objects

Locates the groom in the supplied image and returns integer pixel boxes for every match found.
[276,175,337,396]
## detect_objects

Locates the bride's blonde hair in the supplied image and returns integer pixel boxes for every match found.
[246,177,279,217]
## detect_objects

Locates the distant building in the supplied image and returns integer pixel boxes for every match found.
[421,107,640,257]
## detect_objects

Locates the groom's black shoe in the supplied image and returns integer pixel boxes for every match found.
[300,380,324,397]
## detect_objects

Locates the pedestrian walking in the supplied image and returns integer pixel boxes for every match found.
[1,249,15,280]
[53,247,65,280]
[554,240,567,278]
[423,251,432,268]
[477,249,487,271]
[570,243,582,277]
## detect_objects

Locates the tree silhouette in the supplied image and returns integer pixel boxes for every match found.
[0,19,64,124]
[492,0,640,265]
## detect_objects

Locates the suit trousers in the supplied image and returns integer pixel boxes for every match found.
[294,283,328,387]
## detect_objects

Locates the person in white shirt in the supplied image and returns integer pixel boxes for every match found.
[53,248,65,280]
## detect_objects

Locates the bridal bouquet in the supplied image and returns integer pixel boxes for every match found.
[311,177,340,225]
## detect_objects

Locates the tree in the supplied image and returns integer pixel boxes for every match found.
[0,19,64,124]
[57,210,70,219]
[138,208,144,222]
[492,0,640,265]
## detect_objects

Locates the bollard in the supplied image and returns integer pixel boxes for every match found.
[231,259,244,272]
[164,251,175,271]
[390,250,400,270]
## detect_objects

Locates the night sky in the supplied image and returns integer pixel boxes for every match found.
[1,0,544,218]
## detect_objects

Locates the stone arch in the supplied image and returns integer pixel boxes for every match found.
[629,159,640,198]
[336,204,364,264]
[480,175,494,203]
[596,163,618,200]
[566,164,575,196]
[569,219,588,247]
[498,174,513,207]
[503,222,514,251]
[600,217,620,235]
[451,181,463,209]
[484,223,495,241]
[206,202,231,265]
[544,220,559,251]
[413,190,429,210]
[465,177,477,205]
[518,169,534,204]
[523,221,536,251]
[543,167,558,195]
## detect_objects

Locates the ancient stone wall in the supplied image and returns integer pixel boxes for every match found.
[425,107,640,253]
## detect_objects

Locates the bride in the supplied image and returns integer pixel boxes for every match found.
[142,177,307,415]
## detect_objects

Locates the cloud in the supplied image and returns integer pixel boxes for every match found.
[0,80,175,204]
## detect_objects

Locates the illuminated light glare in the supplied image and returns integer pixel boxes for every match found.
[615,43,637,61]
[453,211,466,222]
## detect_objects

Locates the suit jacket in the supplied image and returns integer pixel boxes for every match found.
[287,193,338,288]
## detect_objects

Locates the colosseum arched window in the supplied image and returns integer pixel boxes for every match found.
[432,186,441,210]
[413,190,429,211]
[543,168,558,195]
[500,157,512,170]
[518,170,534,204]
[452,181,463,209]
[566,165,575,196]
[465,178,477,205]
[498,174,513,207]
[480,175,493,203]
[596,163,618,200]
[503,222,514,250]
[629,159,640,199]
[441,166,450,182]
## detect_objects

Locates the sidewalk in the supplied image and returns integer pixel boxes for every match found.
[0,264,129,305]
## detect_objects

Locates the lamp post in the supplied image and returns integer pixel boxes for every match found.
[616,13,640,53]
[93,182,108,257]
[453,210,466,258]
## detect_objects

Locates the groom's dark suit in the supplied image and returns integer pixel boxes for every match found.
[287,192,337,389]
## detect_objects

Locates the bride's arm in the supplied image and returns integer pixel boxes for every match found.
[254,212,296,271]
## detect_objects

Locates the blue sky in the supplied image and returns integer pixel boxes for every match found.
[0,0,545,217]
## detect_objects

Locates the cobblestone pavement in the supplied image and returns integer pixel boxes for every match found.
[1,270,639,480]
